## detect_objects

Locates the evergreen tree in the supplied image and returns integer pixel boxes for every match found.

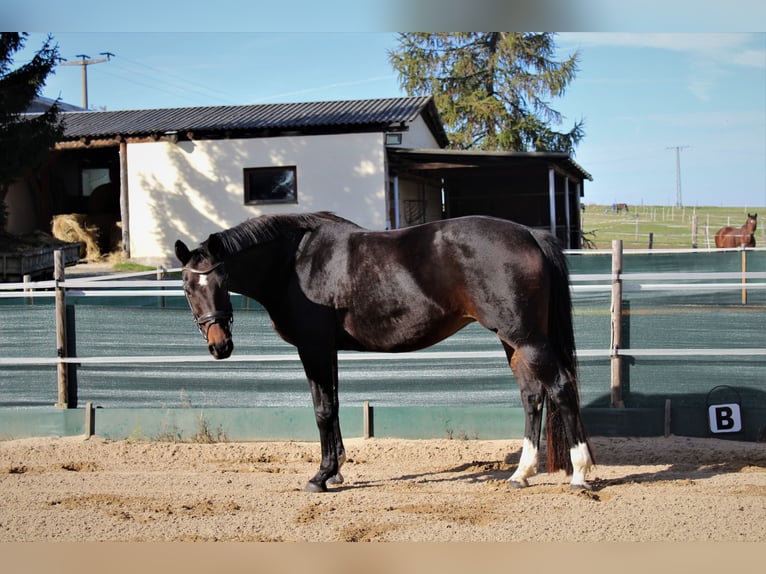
[0,33,63,230]
[389,33,584,153]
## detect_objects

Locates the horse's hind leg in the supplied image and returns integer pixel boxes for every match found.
[549,367,594,490]
[514,342,593,490]
[504,343,545,488]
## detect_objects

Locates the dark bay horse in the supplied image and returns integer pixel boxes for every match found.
[175,212,594,492]
[715,213,757,248]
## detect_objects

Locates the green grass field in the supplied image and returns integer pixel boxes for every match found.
[581,204,763,250]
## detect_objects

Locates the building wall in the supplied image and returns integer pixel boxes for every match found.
[127,132,389,265]
[397,115,441,149]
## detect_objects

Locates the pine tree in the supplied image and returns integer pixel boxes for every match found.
[389,33,584,153]
[0,33,63,230]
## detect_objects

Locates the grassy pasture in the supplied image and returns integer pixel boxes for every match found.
[581,204,764,250]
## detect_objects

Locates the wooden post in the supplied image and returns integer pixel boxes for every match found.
[363,400,373,439]
[157,265,166,308]
[648,232,654,250]
[664,399,672,437]
[23,274,32,305]
[691,211,698,249]
[119,140,130,258]
[741,248,748,305]
[85,402,95,437]
[54,250,69,409]
[610,240,624,408]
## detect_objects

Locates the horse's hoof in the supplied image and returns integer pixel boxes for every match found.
[570,482,593,491]
[304,481,328,493]
[327,472,344,485]
[508,478,529,489]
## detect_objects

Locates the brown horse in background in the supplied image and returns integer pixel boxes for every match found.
[715,213,757,248]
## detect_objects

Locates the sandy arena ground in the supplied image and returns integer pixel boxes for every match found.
[1,434,765,542]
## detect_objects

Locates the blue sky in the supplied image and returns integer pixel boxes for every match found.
[11,27,766,209]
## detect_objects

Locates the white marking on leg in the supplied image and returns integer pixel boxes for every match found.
[508,437,538,487]
[569,441,593,489]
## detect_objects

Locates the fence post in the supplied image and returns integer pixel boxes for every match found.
[363,400,374,438]
[23,274,33,305]
[610,240,625,408]
[741,248,748,305]
[691,211,698,249]
[157,265,167,308]
[54,250,69,409]
[85,402,95,437]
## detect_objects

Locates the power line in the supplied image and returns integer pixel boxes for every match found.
[110,55,242,106]
[59,52,113,109]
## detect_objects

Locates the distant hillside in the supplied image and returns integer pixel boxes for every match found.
[581,205,763,249]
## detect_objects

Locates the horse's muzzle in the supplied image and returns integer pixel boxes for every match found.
[207,324,233,360]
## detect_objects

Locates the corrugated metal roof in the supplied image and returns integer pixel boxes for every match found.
[58,96,449,146]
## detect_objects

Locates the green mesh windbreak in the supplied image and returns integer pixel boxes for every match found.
[2,250,763,411]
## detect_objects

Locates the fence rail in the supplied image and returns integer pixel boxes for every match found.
[1,245,764,408]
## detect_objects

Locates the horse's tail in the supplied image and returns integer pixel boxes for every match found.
[530,229,594,474]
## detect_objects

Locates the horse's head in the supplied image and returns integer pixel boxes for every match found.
[747,213,758,232]
[175,239,234,360]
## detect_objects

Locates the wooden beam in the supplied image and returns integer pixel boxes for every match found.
[119,141,130,259]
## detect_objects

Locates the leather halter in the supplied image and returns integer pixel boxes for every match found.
[182,261,233,341]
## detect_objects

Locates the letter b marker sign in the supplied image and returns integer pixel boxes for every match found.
[708,403,742,433]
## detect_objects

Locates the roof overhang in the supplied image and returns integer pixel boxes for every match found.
[387,148,593,182]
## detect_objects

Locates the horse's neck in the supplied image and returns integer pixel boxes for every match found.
[225,238,297,302]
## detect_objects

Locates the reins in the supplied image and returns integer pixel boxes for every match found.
[182,261,233,341]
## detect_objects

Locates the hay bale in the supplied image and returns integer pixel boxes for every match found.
[51,214,101,261]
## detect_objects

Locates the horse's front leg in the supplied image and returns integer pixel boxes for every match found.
[327,416,346,485]
[300,347,341,493]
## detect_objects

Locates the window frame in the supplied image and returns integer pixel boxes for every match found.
[243,166,298,205]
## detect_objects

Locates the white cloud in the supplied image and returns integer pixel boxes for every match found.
[559,32,765,68]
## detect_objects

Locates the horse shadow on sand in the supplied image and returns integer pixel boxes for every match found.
[340,441,765,494]
[336,388,766,492]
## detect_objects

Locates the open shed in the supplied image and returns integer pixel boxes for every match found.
[388,148,592,249]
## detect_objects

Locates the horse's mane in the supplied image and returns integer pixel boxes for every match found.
[208,212,353,256]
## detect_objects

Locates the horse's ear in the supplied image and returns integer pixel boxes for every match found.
[175,240,192,265]
[206,233,226,261]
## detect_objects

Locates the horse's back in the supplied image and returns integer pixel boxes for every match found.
[715,226,737,248]
[295,215,550,352]
[714,227,730,248]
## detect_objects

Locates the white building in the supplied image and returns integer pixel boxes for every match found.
[12,96,590,265]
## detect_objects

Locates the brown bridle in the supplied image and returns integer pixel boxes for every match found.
[182,261,233,341]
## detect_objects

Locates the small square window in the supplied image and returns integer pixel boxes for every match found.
[244,166,297,205]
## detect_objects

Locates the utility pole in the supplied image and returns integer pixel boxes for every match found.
[667,145,689,208]
[59,52,114,109]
